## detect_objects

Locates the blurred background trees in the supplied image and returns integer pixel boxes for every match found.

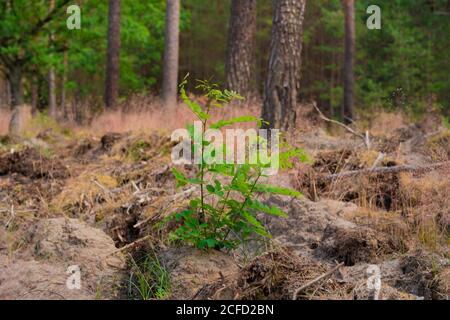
[0,0,448,128]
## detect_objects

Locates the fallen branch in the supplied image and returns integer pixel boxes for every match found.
[91,179,112,201]
[313,103,370,149]
[292,262,344,300]
[133,187,197,229]
[370,152,385,169]
[106,234,155,256]
[322,160,450,181]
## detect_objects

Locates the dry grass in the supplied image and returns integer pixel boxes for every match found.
[86,95,262,135]
[50,172,118,217]
[297,139,449,255]
[399,171,450,251]
[328,170,450,253]
[340,207,410,248]
[367,110,408,137]
[0,95,262,140]
[426,130,450,161]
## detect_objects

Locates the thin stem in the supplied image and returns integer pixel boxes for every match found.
[198,99,212,224]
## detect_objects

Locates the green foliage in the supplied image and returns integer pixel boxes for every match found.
[165,79,304,250]
[22,112,72,141]
[2,0,447,116]
[63,0,188,98]
[0,0,188,102]
[0,0,70,97]
[128,252,171,300]
[301,0,450,116]
[126,139,151,163]
[442,117,450,130]
[356,0,450,113]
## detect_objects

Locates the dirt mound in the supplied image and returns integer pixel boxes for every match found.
[0,218,125,299]
[352,282,417,300]
[0,176,64,209]
[317,224,404,266]
[262,196,405,268]
[425,131,450,161]
[312,149,354,175]
[294,149,404,210]
[158,247,238,300]
[194,246,351,300]
[101,132,126,151]
[0,148,69,179]
[396,250,449,300]
[109,132,173,163]
[337,251,449,300]
[261,196,359,259]
[376,124,423,153]
[70,138,97,158]
[51,172,118,219]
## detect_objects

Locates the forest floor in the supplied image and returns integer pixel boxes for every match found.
[0,105,448,300]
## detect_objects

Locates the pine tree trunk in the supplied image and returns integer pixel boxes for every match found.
[48,68,57,117]
[8,65,23,134]
[105,0,121,109]
[225,0,257,97]
[0,77,3,108]
[341,0,355,124]
[61,47,68,119]
[8,66,22,108]
[5,77,11,108]
[31,75,38,116]
[74,88,83,125]
[162,0,180,107]
[48,0,57,118]
[262,0,306,130]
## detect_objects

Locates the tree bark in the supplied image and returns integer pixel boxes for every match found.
[341,0,355,124]
[5,77,11,108]
[262,0,307,131]
[0,76,5,109]
[225,0,257,97]
[31,75,38,116]
[8,65,23,134]
[48,68,57,117]
[61,47,68,119]
[48,0,57,118]
[104,0,121,109]
[161,0,180,107]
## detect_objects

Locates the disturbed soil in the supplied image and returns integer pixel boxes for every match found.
[0,110,448,300]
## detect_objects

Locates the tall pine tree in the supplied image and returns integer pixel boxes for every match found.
[262,0,307,130]
[162,0,180,106]
[104,0,121,109]
[341,0,355,123]
[225,0,257,97]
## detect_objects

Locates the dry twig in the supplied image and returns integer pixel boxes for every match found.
[292,262,344,300]
[106,234,156,256]
[322,160,450,181]
[313,103,370,149]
